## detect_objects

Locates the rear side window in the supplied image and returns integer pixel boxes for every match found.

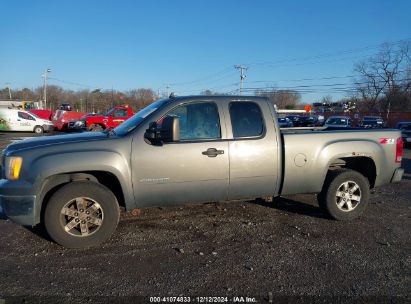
[229,102,264,138]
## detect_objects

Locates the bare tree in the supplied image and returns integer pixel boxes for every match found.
[127,88,158,109]
[255,89,301,109]
[354,42,411,113]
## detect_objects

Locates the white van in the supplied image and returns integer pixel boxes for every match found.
[0,108,54,133]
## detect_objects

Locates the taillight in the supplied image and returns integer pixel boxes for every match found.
[396,137,403,163]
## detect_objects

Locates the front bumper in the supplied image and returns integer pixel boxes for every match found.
[67,121,86,132]
[0,179,37,226]
[0,195,36,225]
[42,124,55,132]
[391,168,404,183]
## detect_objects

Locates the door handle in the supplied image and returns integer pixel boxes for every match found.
[17,119,21,121]
[202,148,224,157]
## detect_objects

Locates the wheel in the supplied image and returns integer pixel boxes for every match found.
[318,169,370,220]
[34,126,44,134]
[44,181,120,248]
[89,124,104,132]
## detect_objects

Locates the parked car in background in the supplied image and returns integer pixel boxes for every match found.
[76,105,134,132]
[59,103,72,111]
[52,110,86,131]
[360,116,385,128]
[285,115,301,126]
[277,117,293,128]
[298,116,319,127]
[395,121,411,130]
[324,116,352,128]
[67,113,99,131]
[399,124,411,147]
[0,108,54,133]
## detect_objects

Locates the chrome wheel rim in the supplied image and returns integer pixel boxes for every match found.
[60,197,104,237]
[335,181,361,212]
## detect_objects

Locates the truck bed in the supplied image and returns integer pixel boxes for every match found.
[280,128,401,195]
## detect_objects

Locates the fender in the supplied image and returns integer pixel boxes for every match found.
[29,150,136,222]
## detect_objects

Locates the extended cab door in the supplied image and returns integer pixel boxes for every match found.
[131,100,229,207]
[224,100,280,200]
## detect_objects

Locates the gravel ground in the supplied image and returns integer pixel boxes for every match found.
[0,131,410,303]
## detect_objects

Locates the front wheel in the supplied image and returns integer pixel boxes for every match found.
[33,126,44,134]
[44,181,120,248]
[318,169,370,220]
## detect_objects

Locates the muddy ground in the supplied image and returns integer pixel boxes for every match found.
[0,131,410,302]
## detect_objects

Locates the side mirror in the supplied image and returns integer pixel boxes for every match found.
[144,116,180,145]
[161,116,180,143]
[144,122,161,145]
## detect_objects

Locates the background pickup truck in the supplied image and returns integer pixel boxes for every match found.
[71,105,134,131]
[0,95,404,248]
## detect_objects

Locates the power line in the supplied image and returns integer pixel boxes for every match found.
[245,38,411,68]
[48,77,102,90]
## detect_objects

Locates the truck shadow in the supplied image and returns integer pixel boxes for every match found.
[24,225,53,243]
[254,197,328,219]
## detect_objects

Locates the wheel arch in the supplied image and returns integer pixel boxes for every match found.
[36,171,126,224]
[326,156,377,188]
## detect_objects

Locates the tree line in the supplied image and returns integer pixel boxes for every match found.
[0,87,159,113]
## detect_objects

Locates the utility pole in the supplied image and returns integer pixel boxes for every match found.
[234,65,248,95]
[5,82,12,99]
[42,68,51,109]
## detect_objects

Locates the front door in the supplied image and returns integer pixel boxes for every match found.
[131,101,229,207]
[14,111,36,132]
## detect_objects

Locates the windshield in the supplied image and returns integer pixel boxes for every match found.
[104,107,116,116]
[29,112,40,119]
[114,99,169,136]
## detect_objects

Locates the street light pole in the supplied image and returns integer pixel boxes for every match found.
[42,68,51,109]
[5,82,12,99]
[234,65,248,95]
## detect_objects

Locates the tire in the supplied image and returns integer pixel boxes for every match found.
[44,181,120,248]
[318,169,370,221]
[89,124,104,132]
[34,126,44,134]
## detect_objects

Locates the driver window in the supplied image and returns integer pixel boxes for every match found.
[164,102,221,141]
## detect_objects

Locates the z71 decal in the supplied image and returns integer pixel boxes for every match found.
[379,138,395,144]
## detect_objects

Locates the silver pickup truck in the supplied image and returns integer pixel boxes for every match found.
[0,96,404,248]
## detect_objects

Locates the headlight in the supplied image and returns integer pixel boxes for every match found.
[6,156,23,180]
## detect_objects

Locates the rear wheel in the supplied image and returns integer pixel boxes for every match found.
[44,181,120,248]
[318,169,370,220]
[33,126,44,134]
